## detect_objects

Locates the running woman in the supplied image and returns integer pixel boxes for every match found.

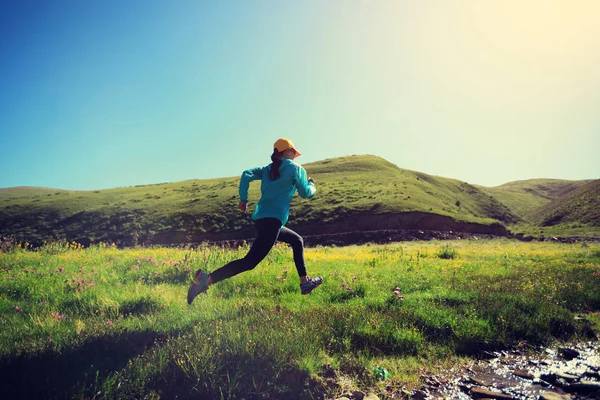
[188,138,323,304]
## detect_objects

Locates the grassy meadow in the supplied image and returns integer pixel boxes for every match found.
[1,239,599,399]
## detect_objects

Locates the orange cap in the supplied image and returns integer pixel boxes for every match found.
[273,138,301,158]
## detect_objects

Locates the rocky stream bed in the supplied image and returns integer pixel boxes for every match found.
[329,342,599,400]
[412,341,600,400]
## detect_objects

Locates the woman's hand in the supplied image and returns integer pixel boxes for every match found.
[239,202,248,212]
[308,177,315,184]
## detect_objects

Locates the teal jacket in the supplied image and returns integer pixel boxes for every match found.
[239,158,316,226]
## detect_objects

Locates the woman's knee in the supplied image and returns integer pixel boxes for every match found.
[237,256,259,272]
[242,249,268,270]
[290,234,304,250]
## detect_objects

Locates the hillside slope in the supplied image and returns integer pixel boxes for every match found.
[530,179,600,227]
[478,179,590,221]
[0,187,70,200]
[0,156,514,246]
[295,156,519,225]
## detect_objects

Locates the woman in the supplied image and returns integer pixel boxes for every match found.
[188,138,323,304]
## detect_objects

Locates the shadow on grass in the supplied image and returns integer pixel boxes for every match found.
[119,297,162,317]
[329,286,366,303]
[155,364,318,400]
[0,329,165,400]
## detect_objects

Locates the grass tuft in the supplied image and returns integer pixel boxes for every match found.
[436,246,458,259]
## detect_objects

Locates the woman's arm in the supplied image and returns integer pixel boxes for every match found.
[239,167,263,203]
[295,166,316,199]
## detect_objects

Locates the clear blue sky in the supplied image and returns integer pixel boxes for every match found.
[2,0,599,190]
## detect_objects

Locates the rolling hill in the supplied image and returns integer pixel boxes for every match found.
[0,187,70,200]
[478,179,591,221]
[0,155,597,246]
[530,179,600,227]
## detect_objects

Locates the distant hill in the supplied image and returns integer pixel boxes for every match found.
[478,179,591,221]
[0,155,517,246]
[0,187,70,200]
[295,155,520,224]
[530,180,600,227]
[1,155,597,245]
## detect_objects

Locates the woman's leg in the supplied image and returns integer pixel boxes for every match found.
[277,226,307,280]
[278,226,323,294]
[209,218,282,284]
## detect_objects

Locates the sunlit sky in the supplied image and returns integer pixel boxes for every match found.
[1,0,599,190]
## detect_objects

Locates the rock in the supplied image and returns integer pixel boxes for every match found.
[458,383,471,393]
[559,348,580,360]
[590,391,600,399]
[468,376,492,386]
[555,378,569,388]
[539,391,572,400]
[555,372,580,381]
[564,380,600,395]
[583,371,600,380]
[513,369,534,380]
[363,394,380,400]
[545,348,557,356]
[541,373,557,384]
[587,364,600,372]
[352,391,365,400]
[409,390,427,400]
[322,363,336,378]
[423,375,440,387]
[325,379,340,390]
[469,387,514,399]
[535,378,552,387]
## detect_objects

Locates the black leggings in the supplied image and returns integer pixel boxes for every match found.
[209,218,307,284]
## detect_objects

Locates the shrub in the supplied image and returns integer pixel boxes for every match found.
[436,246,458,259]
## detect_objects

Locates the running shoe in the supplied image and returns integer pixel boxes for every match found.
[300,276,323,295]
[187,270,210,304]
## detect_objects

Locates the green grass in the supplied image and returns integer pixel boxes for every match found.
[526,223,600,239]
[510,223,600,238]
[1,239,599,399]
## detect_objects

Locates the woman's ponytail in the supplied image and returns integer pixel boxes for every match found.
[269,150,282,180]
